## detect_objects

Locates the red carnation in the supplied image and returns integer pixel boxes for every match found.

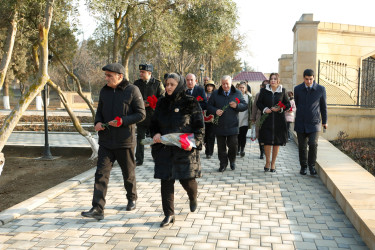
[147,95,158,110]
[235,97,240,104]
[196,96,204,102]
[277,101,286,109]
[114,116,122,127]
[179,134,191,150]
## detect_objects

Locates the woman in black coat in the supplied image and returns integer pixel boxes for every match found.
[256,73,290,172]
[150,73,204,227]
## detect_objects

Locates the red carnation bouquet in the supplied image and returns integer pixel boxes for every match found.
[257,101,286,129]
[141,133,196,150]
[146,95,158,110]
[101,116,122,129]
[213,97,240,125]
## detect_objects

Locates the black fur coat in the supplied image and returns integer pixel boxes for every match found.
[150,90,204,180]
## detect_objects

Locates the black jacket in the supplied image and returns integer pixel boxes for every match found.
[133,77,165,127]
[186,85,208,110]
[207,85,248,136]
[256,85,290,145]
[294,82,327,133]
[95,80,146,149]
[150,90,204,180]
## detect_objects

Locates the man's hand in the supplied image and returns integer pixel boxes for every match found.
[216,109,224,116]
[95,122,105,131]
[184,145,192,151]
[109,118,122,127]
[229,101,237,108]
[323,124,328,129]
[144,101,150,107]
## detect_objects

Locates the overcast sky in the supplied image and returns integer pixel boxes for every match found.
[77,0,375,74]
[234,0,375,73]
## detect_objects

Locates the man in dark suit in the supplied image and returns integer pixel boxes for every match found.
[294,69,328,176]
[185,73,207,110]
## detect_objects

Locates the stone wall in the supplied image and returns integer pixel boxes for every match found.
[60,92,92,109]
[278,54,293,92]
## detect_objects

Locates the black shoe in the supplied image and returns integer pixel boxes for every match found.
[206,155,211,159]
[230,162,236,170]
[264,163,270,172]
[309,166,317,175]
[300,166,307,175]
[218,166,226,172]
[240,151,245,157]
[190,199,197,212]
[136,160,143,166]
[270,168,276,173]
[126,200,136,211]
[81,207,104,220]
[236,151,240,156]
[160,215,175,227]
[260,153,264,159]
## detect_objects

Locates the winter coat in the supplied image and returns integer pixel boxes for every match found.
[186,85,208,110]
[294,82,327,133]
[150,90,204,180]
[133,77,165,128]
[207,85,248,136]
[95,79,146,149]
[285,99,296,123]
[251,92,262,139]
[238,93,252,127]
[256,84,290,145]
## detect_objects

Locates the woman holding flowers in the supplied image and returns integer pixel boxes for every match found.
[150,73,204,227]
[256,73,290,172]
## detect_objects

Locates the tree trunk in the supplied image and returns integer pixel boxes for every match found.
[121,18,147,80]
[50,47,96,122]
[2,79,10,109]
[209,55,213,79]
[113,13,121,63]
[0,6,18,89]
[0,0,55,157]
[47,79,98,159]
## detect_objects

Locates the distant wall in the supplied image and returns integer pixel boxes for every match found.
[60,92,92,109]
[322,107,375,140]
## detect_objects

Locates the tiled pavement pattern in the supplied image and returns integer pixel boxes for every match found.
[1,135,368,249]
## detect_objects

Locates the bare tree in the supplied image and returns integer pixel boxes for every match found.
[0,0,55,166]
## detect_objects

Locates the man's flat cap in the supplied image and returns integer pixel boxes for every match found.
[139,63,153,72]
[102,63,125,75]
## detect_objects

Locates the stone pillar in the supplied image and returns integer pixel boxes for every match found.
[292,14,320,86]
[278,54,293,92]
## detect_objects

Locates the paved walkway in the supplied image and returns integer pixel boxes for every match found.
[0,132,368,249]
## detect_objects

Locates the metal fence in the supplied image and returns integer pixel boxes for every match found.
[318,60,375,107]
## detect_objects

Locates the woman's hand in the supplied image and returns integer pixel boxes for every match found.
[153,133,162,143]
[265,108,272,114]
[184,145,193,151]
[271,106,280,112]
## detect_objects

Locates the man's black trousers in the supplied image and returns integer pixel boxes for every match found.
[92,146,137,211]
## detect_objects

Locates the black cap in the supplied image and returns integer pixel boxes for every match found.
[139,63,153,72]
[102,63,125,75]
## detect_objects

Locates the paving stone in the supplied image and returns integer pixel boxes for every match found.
[0,136,368,250]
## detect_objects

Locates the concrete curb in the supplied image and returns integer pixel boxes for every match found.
[0,168,96,225]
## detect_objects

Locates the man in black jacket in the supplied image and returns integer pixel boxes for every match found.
[81,63,145,220]
[207,75,248,172]
[134,64,165,166]
[185,73,207,110]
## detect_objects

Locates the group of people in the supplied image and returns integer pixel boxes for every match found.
[81,63,328,228]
